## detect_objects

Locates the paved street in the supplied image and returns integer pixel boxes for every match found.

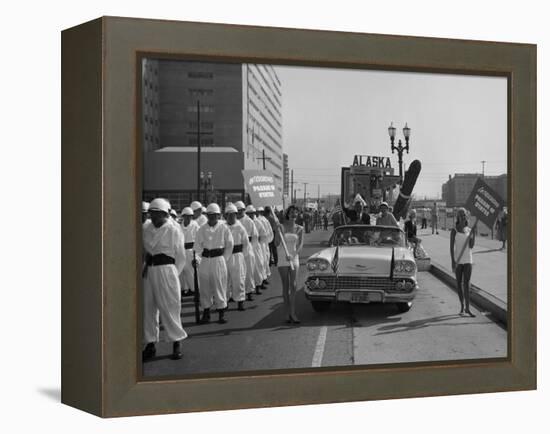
[143,227,507,378]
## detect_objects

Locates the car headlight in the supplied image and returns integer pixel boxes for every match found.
[307,259,330,271]
[394,260,416,274]
[307,261,318,271]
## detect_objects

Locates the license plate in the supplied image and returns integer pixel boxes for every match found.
[350,292,371,303]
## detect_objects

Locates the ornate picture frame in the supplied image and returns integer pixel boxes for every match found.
[61,16,536,417]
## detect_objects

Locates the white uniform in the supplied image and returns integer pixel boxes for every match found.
[238,214,259,294]
[258,215,274,278]
[252,217,267,284]
[142,220,188,344]
[195,221,234,310]
[195,214,207,227]
[179,219,200,291]
[225,220,250,302]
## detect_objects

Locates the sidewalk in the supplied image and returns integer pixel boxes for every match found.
[418,228,507,308]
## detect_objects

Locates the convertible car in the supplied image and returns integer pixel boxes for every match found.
[304,225,418,313]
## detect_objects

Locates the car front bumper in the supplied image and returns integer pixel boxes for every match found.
[303,282,418,304]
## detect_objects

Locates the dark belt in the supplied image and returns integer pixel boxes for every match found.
[184,242,194,249]
[202,248,224,258]
[146,253,175,267]
[232,244,243,254]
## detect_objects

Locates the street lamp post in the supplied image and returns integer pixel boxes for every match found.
[187,100,212,202]
[388,122,411,183]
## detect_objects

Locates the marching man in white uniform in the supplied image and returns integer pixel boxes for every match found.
[246,205,267,295]
[142,198,188,362]
[194,203,234,324]
[142,201,150,223]
[224,204,250,311]
[257,206,274,287]
[235,201,258,301]
[190,201,207,227]
[179,207,200,297]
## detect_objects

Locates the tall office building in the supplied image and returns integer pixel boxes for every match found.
[141,59,283,211]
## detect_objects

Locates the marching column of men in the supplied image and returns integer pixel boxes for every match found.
[142,199,275,362]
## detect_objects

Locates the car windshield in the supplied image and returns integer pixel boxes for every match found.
[329,226,406,247]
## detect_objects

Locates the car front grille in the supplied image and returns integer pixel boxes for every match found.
[306,275,415,293]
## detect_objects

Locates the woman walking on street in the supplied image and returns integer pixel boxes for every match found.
[274,205,304,324]
[450,208,476,317]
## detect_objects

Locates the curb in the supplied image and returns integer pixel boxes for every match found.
[428,262,507,328]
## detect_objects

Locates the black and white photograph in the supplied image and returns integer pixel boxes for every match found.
[4,0,545,428]
[140,59,508,378]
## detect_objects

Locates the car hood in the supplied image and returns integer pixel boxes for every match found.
[310,246,412,275]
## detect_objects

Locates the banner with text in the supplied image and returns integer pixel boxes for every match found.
[242,170,283,208]
[464,178,505,228]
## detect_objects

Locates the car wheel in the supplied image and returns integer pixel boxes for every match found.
[396,302,412,313]
[311,301,331,313]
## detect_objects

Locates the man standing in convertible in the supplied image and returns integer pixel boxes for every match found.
[344,194,371,225]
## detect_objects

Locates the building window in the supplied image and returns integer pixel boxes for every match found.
[188,105,214,113]
[188,137,215,146]
[188,121,214,130]
[189,88,214,97]
[188,71,214,79]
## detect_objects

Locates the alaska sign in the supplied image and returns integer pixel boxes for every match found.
[352,155,392,169]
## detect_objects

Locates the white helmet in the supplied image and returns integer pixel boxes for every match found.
[235,201,246,210]
[245,205,256,213]
[202,206,207,213]
[190,201,202,211]
[142,201,150,212]
[257,206,265,212]
[225,204,238,214]
[181,207,194,216]
[169,209,178,218]
[206,203,221,214]
[149,198,170,214]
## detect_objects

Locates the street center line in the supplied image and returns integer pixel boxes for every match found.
[311,326,328,368]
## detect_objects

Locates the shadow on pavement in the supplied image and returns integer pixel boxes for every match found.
[473,248,504,254]
[373,314,488,336]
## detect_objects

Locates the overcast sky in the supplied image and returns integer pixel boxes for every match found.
[273,65,507,199]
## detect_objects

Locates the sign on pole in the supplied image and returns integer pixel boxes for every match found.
[463,178,505,228]
[242,169,292,269]
[455,177,505,264]
[242,170,283,208]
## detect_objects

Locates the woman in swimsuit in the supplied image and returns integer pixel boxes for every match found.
[274,205,304,324]
[450,207,476,317]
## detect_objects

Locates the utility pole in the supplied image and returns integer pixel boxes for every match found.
[317,184,320,208]
[258,149,271,170]
[303,182,308,207]
[481,160,486,177]
[186,100,212,201]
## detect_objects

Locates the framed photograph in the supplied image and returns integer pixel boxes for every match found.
[61,16,536,417]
